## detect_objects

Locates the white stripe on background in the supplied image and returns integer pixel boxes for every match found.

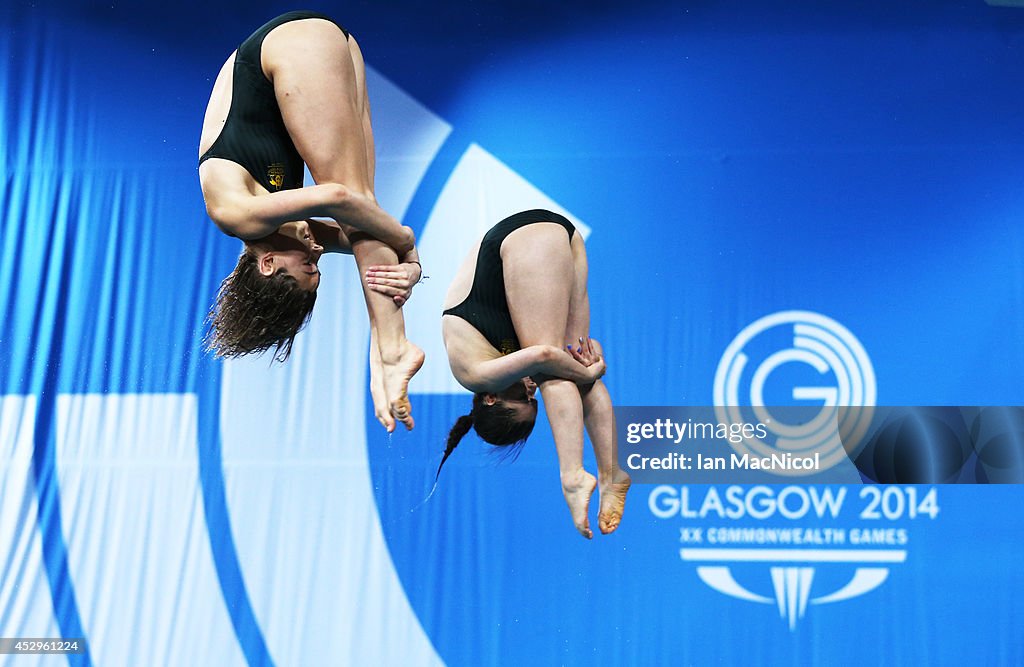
[56,394,246,667]
[0,396,66,667]
[681,548,907,563]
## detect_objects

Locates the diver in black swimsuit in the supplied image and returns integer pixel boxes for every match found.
[199,11,338,192]
[413,209,631,539]
[443,209,577,355]
[198,12,424,431]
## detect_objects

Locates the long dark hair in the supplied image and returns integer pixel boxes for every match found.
[436,392,537,480]
[205,248,317,362]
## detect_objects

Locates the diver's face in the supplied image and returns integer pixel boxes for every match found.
[489,377,539,421]
[259,221,323,291]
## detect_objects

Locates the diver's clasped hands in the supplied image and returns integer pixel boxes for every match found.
[364,260,422,306]
[568,336,606,384]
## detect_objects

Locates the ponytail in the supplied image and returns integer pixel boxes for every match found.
[437,412,474,481]
[436,393,538,481]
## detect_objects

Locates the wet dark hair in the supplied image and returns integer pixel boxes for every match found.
[205,248,317,362]
[436,392,537,480]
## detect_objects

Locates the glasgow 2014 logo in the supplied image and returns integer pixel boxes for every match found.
[666,311,930,631]
[713,310,876,475]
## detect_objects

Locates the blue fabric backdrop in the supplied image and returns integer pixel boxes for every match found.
[1,1,1022,665]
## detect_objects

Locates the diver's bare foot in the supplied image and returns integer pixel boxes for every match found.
[369,358,395,432]
[561,469,597,539]
[381,341,425,431]
[598,469,631,535]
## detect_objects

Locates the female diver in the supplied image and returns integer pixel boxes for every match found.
[198,11,422,431]
[374,209,631,538]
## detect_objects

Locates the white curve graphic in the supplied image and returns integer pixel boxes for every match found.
[694,566,772,603]
[812,568,891,604]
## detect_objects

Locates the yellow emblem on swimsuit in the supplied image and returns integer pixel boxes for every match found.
[267,163,285,190]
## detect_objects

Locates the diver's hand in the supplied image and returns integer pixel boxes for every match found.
[568,337,605,384]
[584,356,607,384]
[568,336,601,366]
[365,262,422,306]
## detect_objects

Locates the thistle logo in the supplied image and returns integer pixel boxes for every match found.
[713,310,877,474]
[681,544,905,631]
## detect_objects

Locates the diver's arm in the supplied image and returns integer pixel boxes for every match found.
[459,345,602,393]
[306,218,352,254]
[208,184,414,253]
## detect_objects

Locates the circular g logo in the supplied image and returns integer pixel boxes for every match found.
[713,311,877,474]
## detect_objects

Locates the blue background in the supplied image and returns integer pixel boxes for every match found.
[2,1,1023,665]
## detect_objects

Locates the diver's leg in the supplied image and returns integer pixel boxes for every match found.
[350,232,423,431]
[263,21,408,249]
[538,379,595,539]
[562,233,630,534]
[263,22,421,428]
[504,223,595,538]
[368,329,395,432]
[580,379,630,534]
